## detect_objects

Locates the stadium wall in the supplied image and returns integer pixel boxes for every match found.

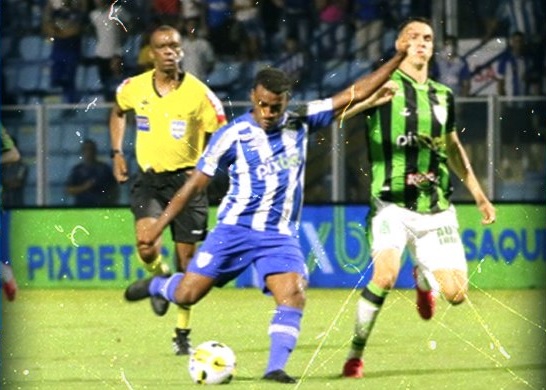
[4,204,545,289]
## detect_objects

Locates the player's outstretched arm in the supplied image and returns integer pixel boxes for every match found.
[446,132,496,225]
[330,35,408,115]
[137,170,212,246]
[338,81,398,120]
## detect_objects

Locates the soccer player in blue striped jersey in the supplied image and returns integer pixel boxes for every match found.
[340,18,497,379]
[124,40,409,383]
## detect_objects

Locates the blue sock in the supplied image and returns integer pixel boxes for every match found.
[265,305,303,374]
[149,273,184,302]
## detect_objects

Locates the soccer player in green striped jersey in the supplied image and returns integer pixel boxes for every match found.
[341,18,497,379]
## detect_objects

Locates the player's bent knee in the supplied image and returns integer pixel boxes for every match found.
[174,288,199,306]
[138,247,159,263]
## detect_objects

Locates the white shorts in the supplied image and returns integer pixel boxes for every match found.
[370,201,467,273]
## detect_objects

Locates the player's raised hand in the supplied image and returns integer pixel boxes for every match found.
[367,80,399,107]
[395,29,411,54]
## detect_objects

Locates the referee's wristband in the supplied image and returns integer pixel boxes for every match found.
[110,149,123,158]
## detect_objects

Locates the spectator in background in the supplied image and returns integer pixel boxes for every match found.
[484,0,544,43]
[474,1,497,39]
[281,0,314,48]
[496,31,539,96]
[42,0,87,105]
[276,37,308,91]
[181,18,215,82]
[65,139,118,207]
[203,0,241,58]
[151,0,182,27]
[483,0,545,76]
[259,0,283,57]
[315,0,350,59]
[353,0,387,62]
[181,0,203,26]
[433,35,471,96]
[383,0,413,53]
[89,0,132,101]
[496,31,541,148]
[136,29,155,73]
[1,136,28,208]
[233,0,264,60]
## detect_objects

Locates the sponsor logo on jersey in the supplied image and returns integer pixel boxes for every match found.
[406,171,438,189]
[396,132,444,151]
[255,152,302,181]
[136,115,150,131]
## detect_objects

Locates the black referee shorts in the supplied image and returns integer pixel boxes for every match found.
[130,168,208,243]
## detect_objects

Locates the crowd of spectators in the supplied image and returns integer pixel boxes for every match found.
[2,0,434,103]
[1,0,544,104]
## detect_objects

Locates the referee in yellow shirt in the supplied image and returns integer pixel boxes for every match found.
[109,25,227,355]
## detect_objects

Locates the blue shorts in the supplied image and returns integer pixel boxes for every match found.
[187,223,308,293]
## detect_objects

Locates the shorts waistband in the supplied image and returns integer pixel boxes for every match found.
[141,167,195,176]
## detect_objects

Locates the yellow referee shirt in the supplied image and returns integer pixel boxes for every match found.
[116,71,226,172]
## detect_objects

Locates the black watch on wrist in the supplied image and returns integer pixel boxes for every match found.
[110,149,122,158]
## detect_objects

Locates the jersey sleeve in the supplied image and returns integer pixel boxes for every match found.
[296,99,335,131]
[199,89,227,134]
[197,125,237,177]
[115,77,135,111]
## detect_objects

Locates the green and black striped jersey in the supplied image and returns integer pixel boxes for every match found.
[363,69,456,214]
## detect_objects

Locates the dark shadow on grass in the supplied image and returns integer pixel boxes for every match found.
[300,362,546,381]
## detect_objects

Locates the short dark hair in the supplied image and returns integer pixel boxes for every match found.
[254,67,292,94]
[150,25,180,44]
[397,17,433,34]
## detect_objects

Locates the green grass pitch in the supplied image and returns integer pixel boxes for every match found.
[2,288,545,389]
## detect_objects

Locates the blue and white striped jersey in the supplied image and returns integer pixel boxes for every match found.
[197,99,335,236]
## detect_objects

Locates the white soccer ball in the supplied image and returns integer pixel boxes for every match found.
[188,341,236,385]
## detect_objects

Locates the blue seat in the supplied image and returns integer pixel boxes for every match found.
[1,36,13,58]
[84,65,103,92]
[16,63,42,92]
[3,61,19,98]
[18,35,50,61]
[13,125,37,156]
[321,60,349,94]
[76,64,103,93]
[206,61,243,90]
[81,35,97,61]
[346,59,372,83]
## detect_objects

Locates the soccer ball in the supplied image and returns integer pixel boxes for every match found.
[188,341,236,385]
